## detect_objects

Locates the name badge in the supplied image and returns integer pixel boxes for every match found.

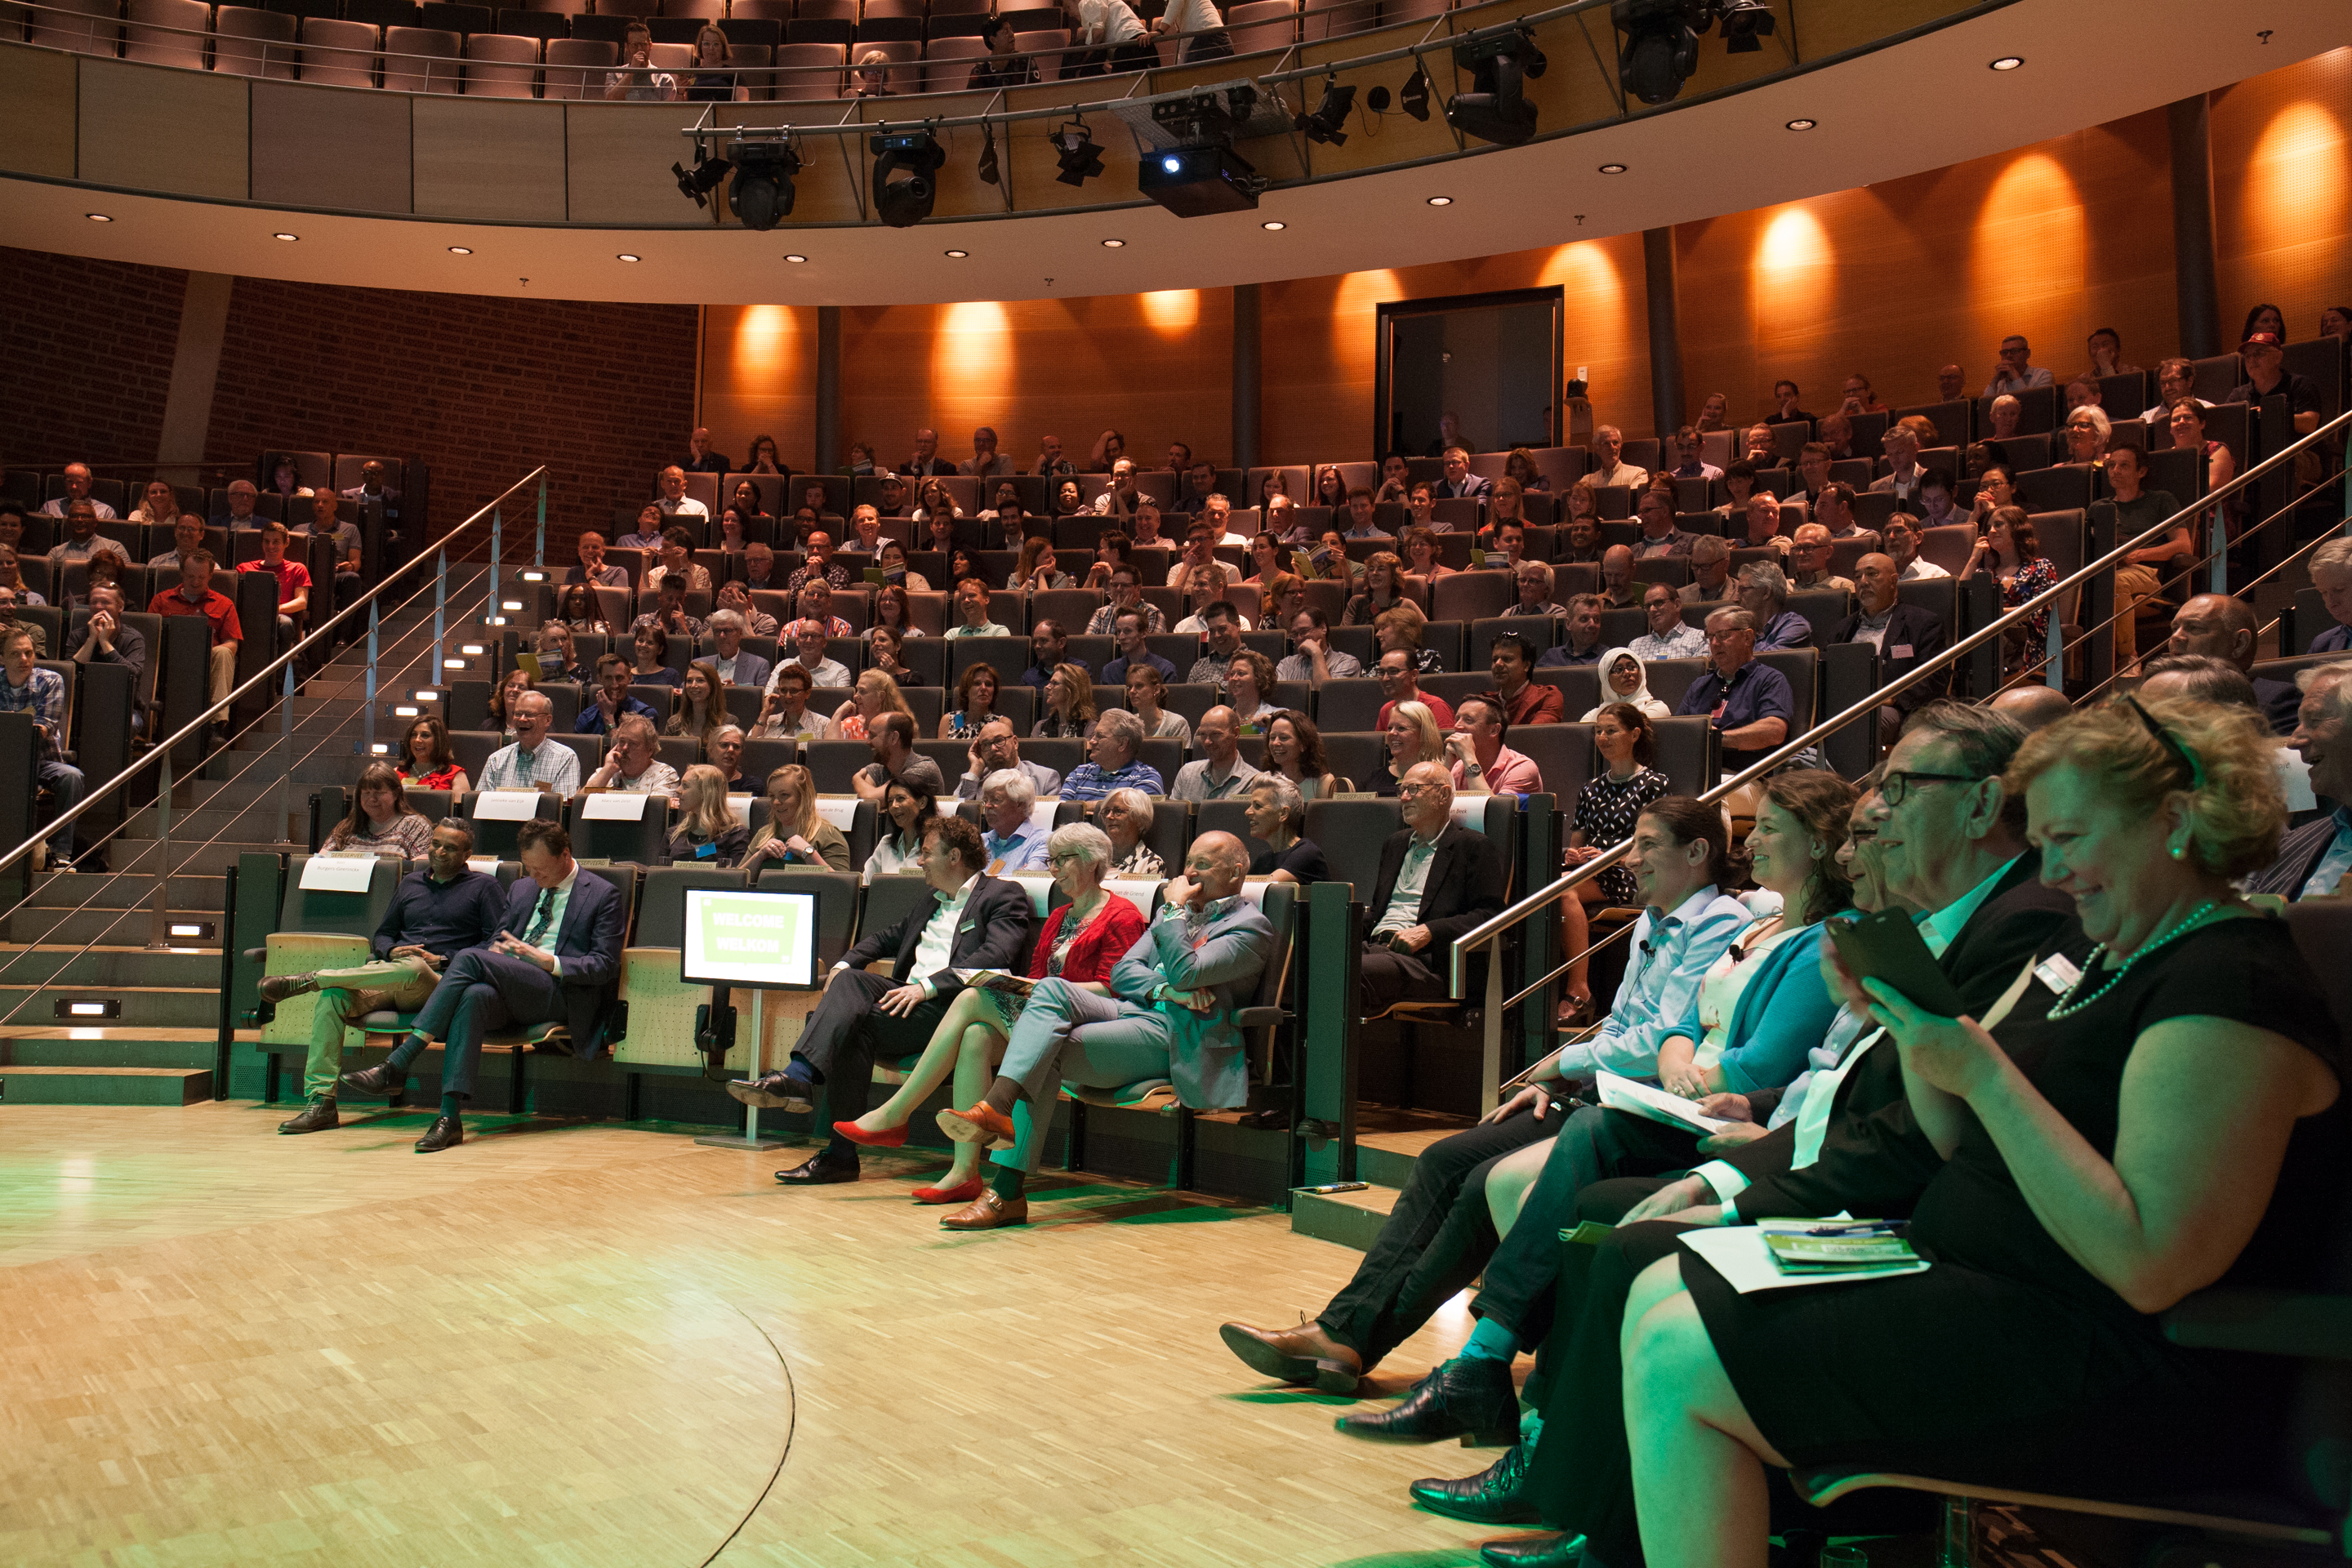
[2034,953,2082,995]
[1891,644,1913,659]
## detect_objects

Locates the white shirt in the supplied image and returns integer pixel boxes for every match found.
[1898,558,1951,581]
[1372,830,1443,936]
[911,875,979,997]
[657,496,709,518]
[1076,0,1147,42]
[1588,461,1650,489]
[479,737,582,795]
[1159,0,1223,30]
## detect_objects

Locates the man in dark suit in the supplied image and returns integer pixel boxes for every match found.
[1358,761,1506,1011]
[728,813,1032,1186]
[2167,593,2301,736]
[338,819,627,1153]
[1432,447,1492,501]
[1833,552,1949,747]
[1404,702,2086,1543]
[2247,662,2350,900]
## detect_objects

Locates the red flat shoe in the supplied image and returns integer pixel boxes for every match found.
[833,1119,910,1148]
[911,1177,983,1205]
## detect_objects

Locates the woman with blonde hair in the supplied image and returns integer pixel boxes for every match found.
[1374,600,1441,675]
[828,667,912,741]
[744,763,850,871]
[844,46,895,96]
[1373,700,1445,795]
[834,820,1147,1204]
[1344,550,1408,625]
[666,764,751,866]
[1035,662,1098,737]
[1098,787,1164,875]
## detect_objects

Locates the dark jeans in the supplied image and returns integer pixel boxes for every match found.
[791,968,949,1152]
[1315,1107,1557,1368]
[406,947,564,1099]
[1470,1107,1701,1337]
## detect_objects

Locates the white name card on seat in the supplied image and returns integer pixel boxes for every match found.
[1027,800,1058,832]
[815,795,862,831]
[727,793,755,827]
[474,790,541,821]
[1449,796,1490,833]
[300,856,377,893]
[467,856,502,875]
[582,790,653,820]
[1104,876,1161,923]
[1009,873,1056,915]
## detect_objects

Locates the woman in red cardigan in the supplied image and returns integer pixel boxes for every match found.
[835,820,1148,1205]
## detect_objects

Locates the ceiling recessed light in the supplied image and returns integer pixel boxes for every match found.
[273,232,299,241]
[784,254,808,263]
[1597,163,1627,174]
[1427,196,1452,207]
[944,249,969,258]
[616,252,640,262]
[85,212,112,222]
[1784,118,1815,131]
[1261,220,1285,231]
[1101,238,1125,248]
[448,245,472,255]
[1989,56,2024,70]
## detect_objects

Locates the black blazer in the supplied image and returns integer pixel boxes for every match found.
[844,874,1033,996]
[1366,824,1505,982]
[2245,813,2342,898]
[1726,849,2080,1220]
[1831,602,1949,715]
[1435,475,1492,501]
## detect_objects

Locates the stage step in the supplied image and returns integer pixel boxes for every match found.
[0,984,220,1028]
[1288,1181,1398,1252]
[0,1027,218,1070]
[2,903,226,946]
[0,1065,212,1104]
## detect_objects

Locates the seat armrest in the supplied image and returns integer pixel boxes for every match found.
[2158,1287,2352,1360]
[1235,1005,1290,1027]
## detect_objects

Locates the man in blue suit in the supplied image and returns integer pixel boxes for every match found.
[938,830,1273,1230]
[340,819,627,1152]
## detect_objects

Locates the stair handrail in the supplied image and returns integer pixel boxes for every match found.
[1442,406,2352,1105]
[0,466,549,892]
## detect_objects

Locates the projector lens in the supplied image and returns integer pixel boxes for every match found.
[1163,155,1182,172]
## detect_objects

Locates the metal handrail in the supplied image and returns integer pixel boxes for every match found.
[1445,404,2352,1005]
[0,466,547,924]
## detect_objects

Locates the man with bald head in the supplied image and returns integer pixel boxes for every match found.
[1987,681,2072,732]
[1598,544,1639,609]
[939,829,1275,1229]
[2167,592,2301,734]
[1833,552,1948,746]
[1357,760,1506,1012]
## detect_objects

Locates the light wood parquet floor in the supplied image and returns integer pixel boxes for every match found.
[0,1104,1499,1568]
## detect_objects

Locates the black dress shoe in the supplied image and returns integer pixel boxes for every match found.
[729,1070,815,1113]
[1479,1533,1583,1566]
[414,1115,463,1152]
[1335,1355,1518,1445]
[277,1098,339,1134]
[1410,1440,1540,1524]
[773,1150,858,1185]
[339,1062,403,1097]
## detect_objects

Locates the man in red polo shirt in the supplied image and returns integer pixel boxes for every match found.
[241,521,312,644]
[1486,630,1564,727]
[148,550,243,706]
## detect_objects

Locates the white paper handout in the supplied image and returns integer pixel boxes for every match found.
[1680,1221,1932,1294]
[1595,1069,1738,1135]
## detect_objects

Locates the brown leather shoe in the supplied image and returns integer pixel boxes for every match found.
[937,1102,1017,1147]
[258,972,320,1003]
[1219,1318,1364,1394]
[276,1098,339,1134]
[939,1188,1028,1230]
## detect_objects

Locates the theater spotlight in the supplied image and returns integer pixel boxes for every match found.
[1611,0,1702,104]
[871,127,947,228]
[1445,24,1545,147]
[1716,0,1776,52]
[1296,75,1356,146]
[1054,119,1105,186]
[673,152,731,210]
[1397,62,1432,121]
[727,137,801,230]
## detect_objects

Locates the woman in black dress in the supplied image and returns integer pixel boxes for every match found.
[1610,694,2341,1566]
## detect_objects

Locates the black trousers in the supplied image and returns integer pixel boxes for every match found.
[1358,942,1443,1013]
[1470,1108,1703,1338]
[790,969,949,1150]
[1315,1107,1557,1368]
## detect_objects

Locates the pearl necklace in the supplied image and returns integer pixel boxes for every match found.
[2045,899,2224,1020]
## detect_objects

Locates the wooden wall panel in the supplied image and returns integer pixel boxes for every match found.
[413,97,566,221]
[0,45,80,178]
[700,304,818,472]
[78,60,247,200]
[2213,46,2352,341]
[567,101,693,224]
[250,82,411,213]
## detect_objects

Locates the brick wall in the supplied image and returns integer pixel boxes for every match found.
[0,247,189,466]
[0,247,699,553]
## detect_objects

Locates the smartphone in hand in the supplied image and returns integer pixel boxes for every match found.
[1827,910,1968,1018]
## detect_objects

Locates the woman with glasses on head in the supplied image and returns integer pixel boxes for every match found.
[866,777,938,875]
[1035,662,1099,738]
[743,762,849,871]
[942,662,1004,740]
[394,715,469,794]
[666,764,751,866]
[834,820,1147,1204]
[1097,786,1165,875]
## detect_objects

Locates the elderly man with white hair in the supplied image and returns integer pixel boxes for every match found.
[2247,662,2352,898]
[1059,707,1165,800]
[978,768,1050,872]
[705,608,772,690]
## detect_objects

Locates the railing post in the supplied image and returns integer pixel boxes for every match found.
[534,478,547,568]
[2209,505,2229,596]
[486,507,503,627]
[275,659,296,845]
[145,748,173,951]
[432,546,448,650]
[363,595,379,760]
[1479,938,1505,1119]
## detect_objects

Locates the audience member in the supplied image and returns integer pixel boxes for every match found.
[1837,553,1950,745]
[1735,561,1811,650]
[1370,648,1450,729]
[1631,583,1708,661]
[704,609,772,689]
[1055,708,1161,800]
[1241,774,1324,882]
[654,466,708,519]
[477,691,580,795]
[2247,662,2351,898]
[66,581,145,707]
[974,769,1050,873]
[1982,332,2053,394]
[1588,426,1650,489]
[946,579,1011,638]
[1787,523,1855,595]
[1597,546,1639,610]
[2306,535,2352,653]
[0,626,83,871]
[826,667,912,743]
[1487,631,1565,721]
[2165,592,2301,734]
[394,715,469,791]
[1171,706,1262,801]
[751,664,825,742]
[38,463,116,520]
[568,531,629,588]
[1678,607,1797,785]
[1446,693,1541,795]
[604,22,679,98]
[1878,513,1949,582]
[2228,330,2322,435]
[148,551,241,710]
[1434,448,1490,501]
[1769,380,1815,424]
[1278,608,1361,683]
[582,715,679,796]
[47,500,107,569]
[1185,601,1249,683]
[852,710,947,804]
[1372,701,1446,796]
[742,764,849,872]
[240,521,312,644]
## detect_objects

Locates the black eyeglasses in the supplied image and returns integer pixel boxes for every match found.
[2122,693,2206,788]
[1880,769,1980,806]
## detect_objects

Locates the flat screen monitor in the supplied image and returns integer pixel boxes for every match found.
[679,889,820,990]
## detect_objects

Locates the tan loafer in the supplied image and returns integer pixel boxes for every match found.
[939,1189,1028,1230]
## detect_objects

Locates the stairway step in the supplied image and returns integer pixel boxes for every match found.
[100,840,284,877]
[1,1027,218,1069]
[0,946,223,987]
[1288,1183,1398,1251]
[0,1065,212,1104]
[23,871,227,909]
[0,986,220,1027]
[120,806,303,843]
[3,904,225,947]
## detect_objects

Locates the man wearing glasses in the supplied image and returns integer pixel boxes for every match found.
[1356,761,1505,1011]
[1675,608,1796,802]
[1374,648,1454,729]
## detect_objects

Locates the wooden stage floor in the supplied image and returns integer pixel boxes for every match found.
[0,1103,1499,1567]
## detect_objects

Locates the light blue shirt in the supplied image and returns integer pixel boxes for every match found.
[982,820,1049,873]
[1553,886,1751,1078]
[2301,808,2352,900]
[514,864,577,978]
[478,738,582,796]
